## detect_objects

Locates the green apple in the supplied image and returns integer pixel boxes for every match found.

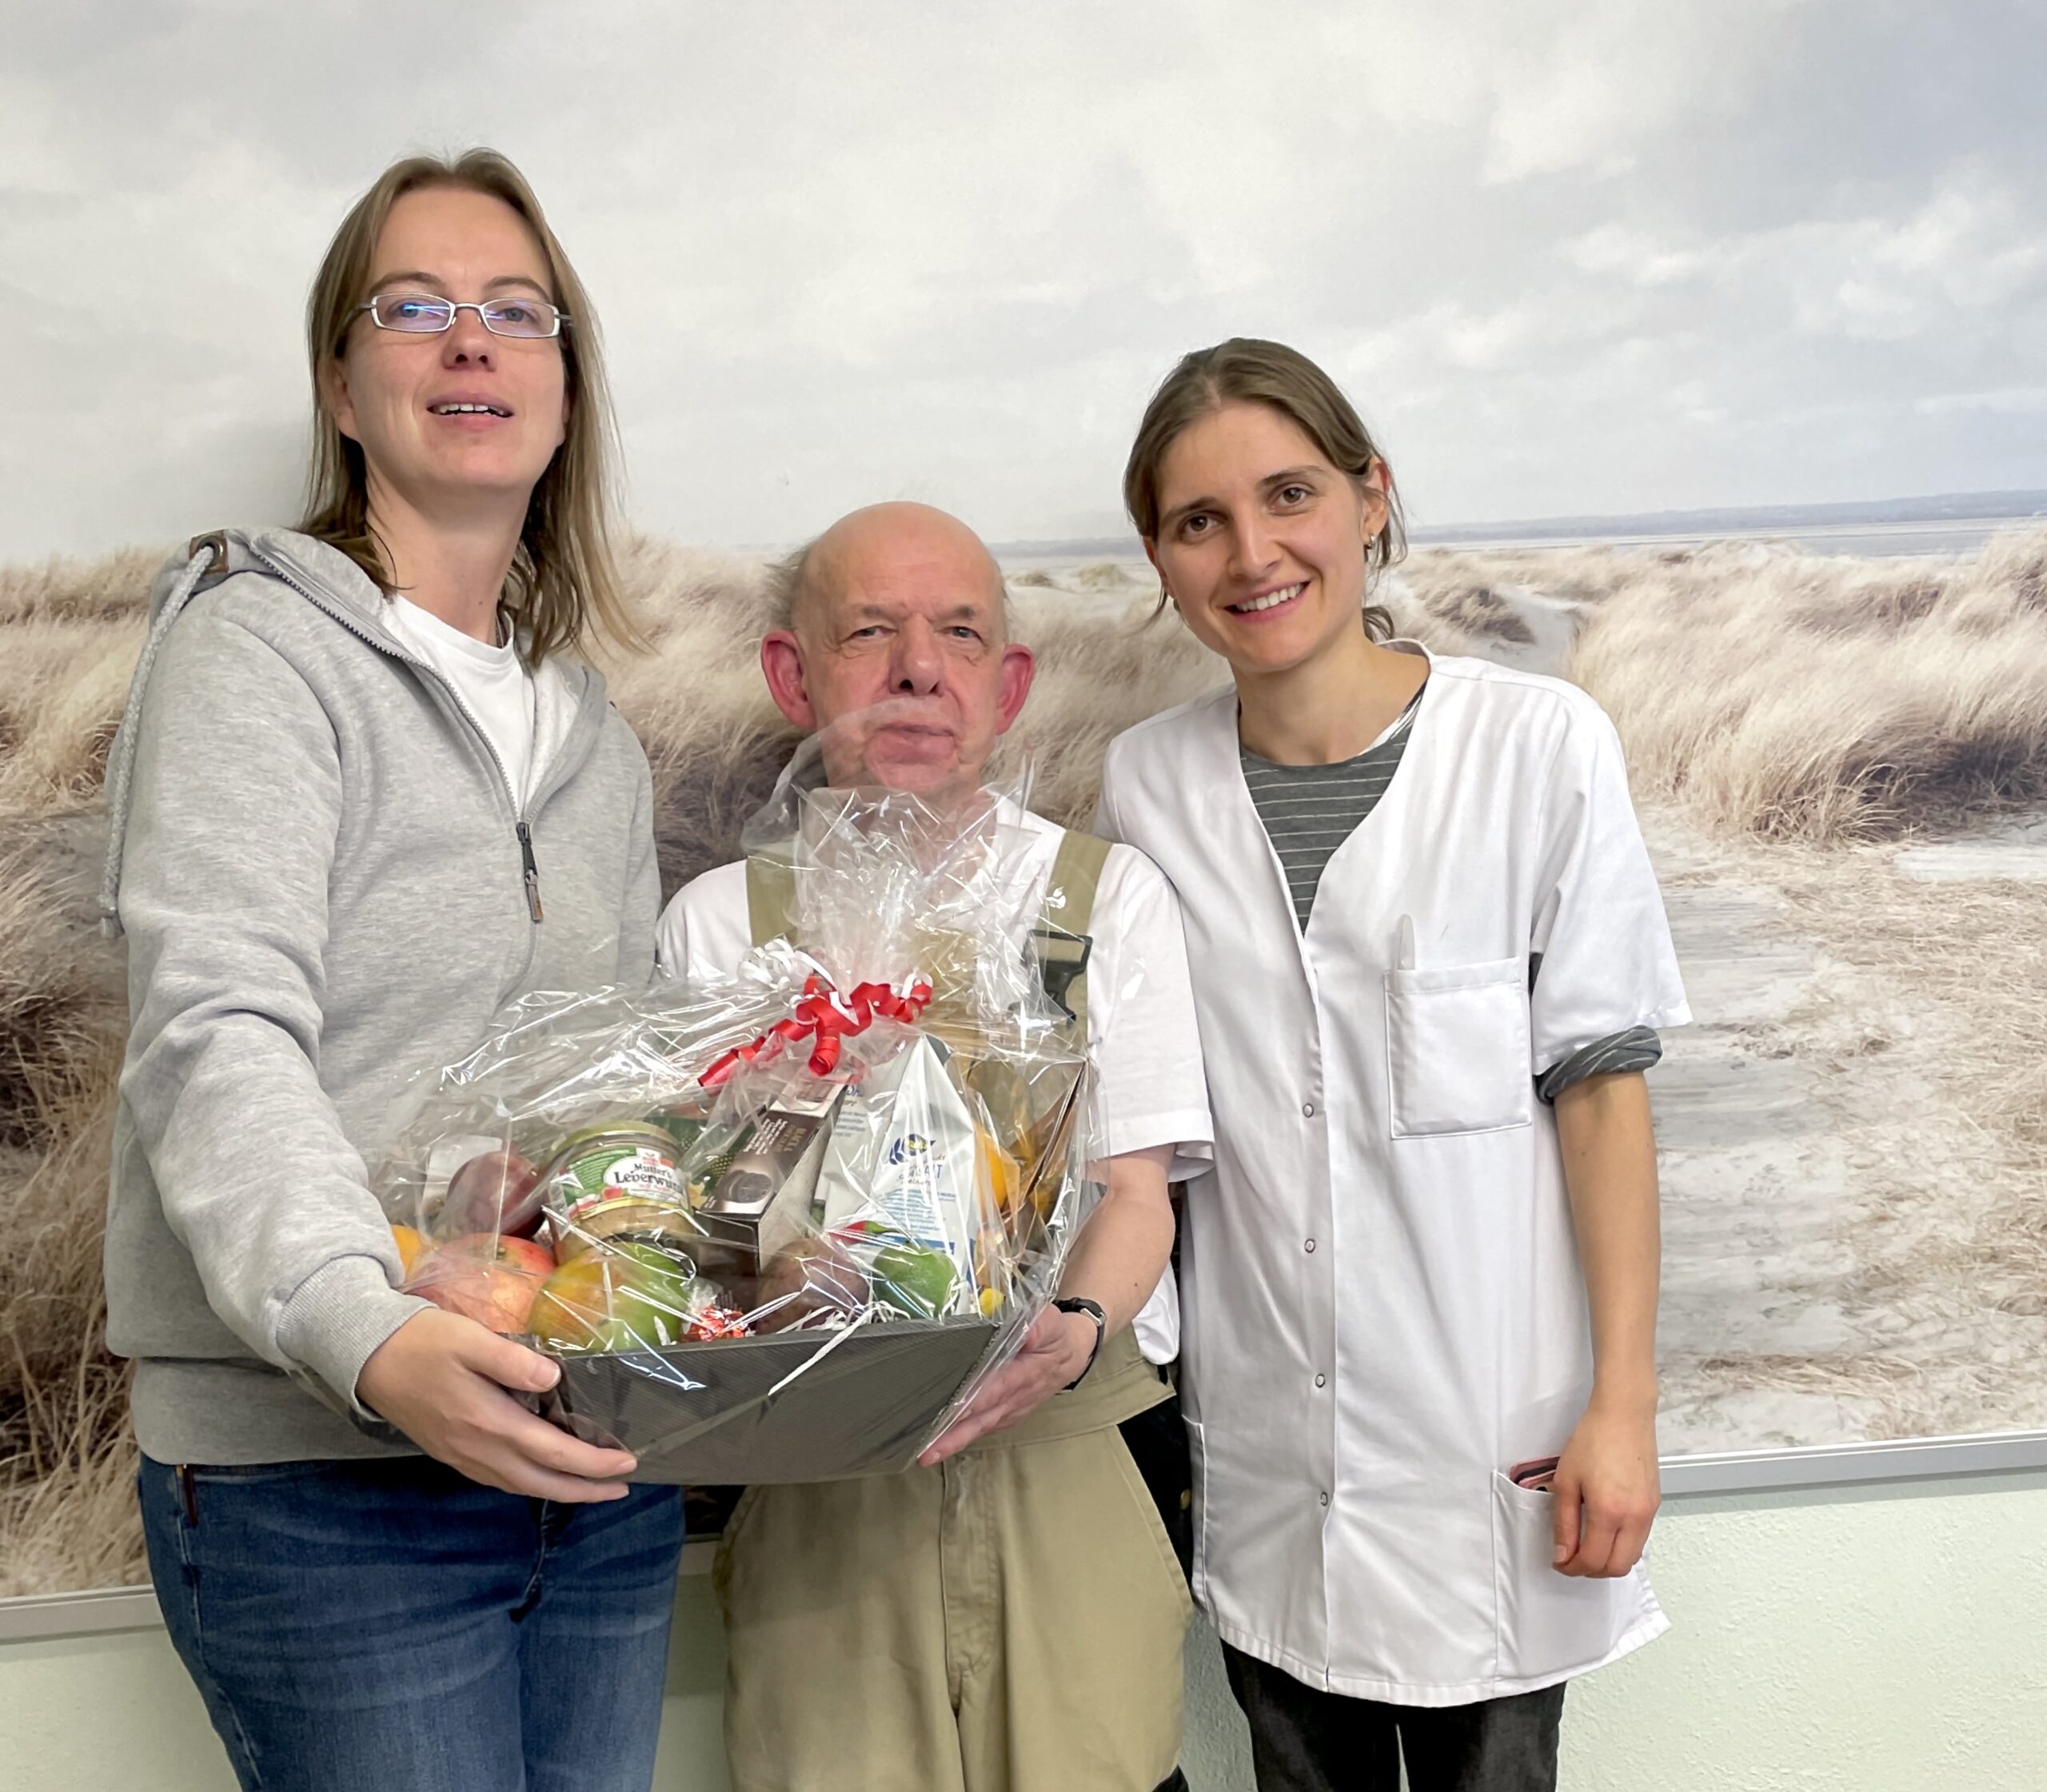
[871,1240,958,1319]
[528,1239,702,1351]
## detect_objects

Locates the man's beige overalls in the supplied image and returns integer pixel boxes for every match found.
[715,829,1195,1792]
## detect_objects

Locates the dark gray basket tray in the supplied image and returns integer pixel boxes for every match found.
[539,1315,1000,1485]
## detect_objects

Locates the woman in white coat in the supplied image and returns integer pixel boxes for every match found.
[1093,339,1689,1792]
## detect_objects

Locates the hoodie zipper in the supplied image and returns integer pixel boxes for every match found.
[516,820,545,922]
[249,545,548,929]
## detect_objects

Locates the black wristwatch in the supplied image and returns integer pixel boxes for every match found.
[1052,1297,1107,1391]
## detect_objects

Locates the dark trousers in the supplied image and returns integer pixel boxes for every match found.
[1119,1391,1195,1792]
[1223,1643,1566,1792]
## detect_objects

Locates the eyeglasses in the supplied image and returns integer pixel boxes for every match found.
[356,292,570,339]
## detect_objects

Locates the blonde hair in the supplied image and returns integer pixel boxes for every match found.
[299,148,638,663]
[1123,337,1407,639]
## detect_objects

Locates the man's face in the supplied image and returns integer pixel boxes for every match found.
[761,505,1035,802]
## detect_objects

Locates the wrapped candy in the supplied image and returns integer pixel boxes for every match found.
[372,749,1095,1483]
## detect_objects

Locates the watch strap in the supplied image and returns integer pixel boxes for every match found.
[1052,1296,1107,1391]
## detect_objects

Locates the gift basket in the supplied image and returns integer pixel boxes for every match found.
[373,750,1094,1483]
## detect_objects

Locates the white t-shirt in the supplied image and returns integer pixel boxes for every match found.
[655,803,1213,1362]
[385,595,537,807]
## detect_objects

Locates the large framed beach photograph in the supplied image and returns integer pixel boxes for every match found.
[4,1,2044,1599]
[996,507,2047,1491]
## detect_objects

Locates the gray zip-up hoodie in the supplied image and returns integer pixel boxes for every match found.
[101,528,659,1465]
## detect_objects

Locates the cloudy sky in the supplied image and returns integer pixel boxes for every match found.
[4,0,2044,561]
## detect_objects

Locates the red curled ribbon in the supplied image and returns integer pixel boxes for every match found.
[700,974,934,1088]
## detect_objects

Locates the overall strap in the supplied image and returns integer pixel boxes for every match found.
[746,849,798,948]
[1034,828,1109,1035]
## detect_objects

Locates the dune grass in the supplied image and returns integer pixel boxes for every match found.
[2,525,2043,1593]
[0,844,131,1596]
[1565,530,2047,841]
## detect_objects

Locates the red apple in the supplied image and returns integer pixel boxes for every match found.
[410,1232,556,1334]
[441,1148,545,1239]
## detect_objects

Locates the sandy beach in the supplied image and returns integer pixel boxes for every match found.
[1647,808,2047,1454]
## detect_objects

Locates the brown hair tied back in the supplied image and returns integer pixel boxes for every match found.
[300,148,639,665]
[1122,337,1407,639]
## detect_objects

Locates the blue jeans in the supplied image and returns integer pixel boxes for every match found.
[139,1454,685,1792]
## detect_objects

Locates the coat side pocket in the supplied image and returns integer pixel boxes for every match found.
[1490,1471,1662,1684]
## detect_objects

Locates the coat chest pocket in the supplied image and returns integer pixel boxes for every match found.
[1384,956,1532,1138]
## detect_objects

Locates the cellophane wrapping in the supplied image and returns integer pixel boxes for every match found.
[373,751,1094,1483]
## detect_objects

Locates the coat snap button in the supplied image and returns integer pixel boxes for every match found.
[1315,1374,1327,1388]
[1303,1238,1316,1254]
[1303,1101,1316,1118]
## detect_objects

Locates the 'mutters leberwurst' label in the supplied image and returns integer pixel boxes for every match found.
[543,1124,691,1244]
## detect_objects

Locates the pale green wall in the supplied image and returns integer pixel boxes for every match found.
[6,1475,2044,1790]
[0,1574,732,1792]
[1560,1474,2047,1790]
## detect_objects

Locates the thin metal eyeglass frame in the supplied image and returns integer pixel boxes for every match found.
[355,295,571,339]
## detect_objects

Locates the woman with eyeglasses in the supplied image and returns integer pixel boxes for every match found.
[103,150,679,1792]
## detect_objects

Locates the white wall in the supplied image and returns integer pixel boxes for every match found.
[6,1473,2044,1791]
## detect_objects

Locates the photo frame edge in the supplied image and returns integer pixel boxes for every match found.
[1662,1428,2047,1497]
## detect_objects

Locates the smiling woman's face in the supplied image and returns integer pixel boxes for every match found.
[325,185,569,522]
[1147,400,1387,679]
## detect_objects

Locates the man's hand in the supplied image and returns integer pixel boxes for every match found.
[356,1307,638,1502]
[916,1307,1096,1466]
[1550,1395,1660,1578]
[916,1144,1175,1467]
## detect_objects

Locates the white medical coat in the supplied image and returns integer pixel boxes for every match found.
[1094,649,1690,1705]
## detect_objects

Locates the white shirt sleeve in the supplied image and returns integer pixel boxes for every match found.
[1527,704,1692,1071]
[654,862,752,982]
[653,892,686,980]
[1088,840,1211,1369]
[1092,776,1199,1365]
[1086,844,1214,1176]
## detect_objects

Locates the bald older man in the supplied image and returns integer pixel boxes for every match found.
[656,504,1211,1792]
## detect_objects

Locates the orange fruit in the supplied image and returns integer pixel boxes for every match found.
[976,1127,1020,1217]
[390,1224,429,1278]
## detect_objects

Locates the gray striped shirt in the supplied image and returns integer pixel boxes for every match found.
[1239,698,1419,930]
[1239,690,1660,1102]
